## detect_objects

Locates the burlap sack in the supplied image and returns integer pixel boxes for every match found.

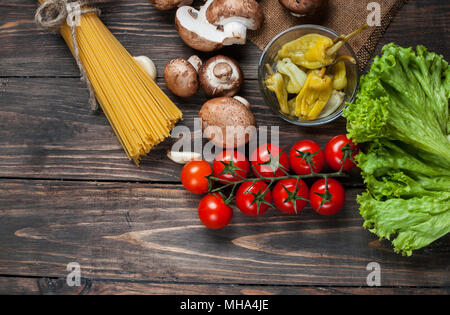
[249,0,408,69]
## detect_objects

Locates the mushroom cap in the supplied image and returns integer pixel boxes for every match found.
[150,0,193,11]
[279,0,327,16]
[206,0,264,30]
[164,58,199,98]
[199,55,243,97]
[175,6,225,52]
[199,97,256,148]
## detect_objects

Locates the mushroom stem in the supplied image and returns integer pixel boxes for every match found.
[188,55,203,72]
[199,55,243,97]
[233,96,250,109]
[222,22,247,45]
[214,62,233,81]
[327,24,369,57]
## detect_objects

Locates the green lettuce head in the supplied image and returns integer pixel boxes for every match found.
[344,43,450,256]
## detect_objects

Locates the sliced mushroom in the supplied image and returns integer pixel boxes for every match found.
[175,4,225,52]
[199,55,243,97]
[199,97,256,148]
[164,57,200,98]
[175,0,264,52]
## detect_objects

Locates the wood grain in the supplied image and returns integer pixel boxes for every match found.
[0,1,261,78]
[1,277,448,295]
[373,0,449,61]
[0,77,357,182]
[0,0,449,294]
[0,179,448,287]
[0,1,448,78]
[0,0,448,183]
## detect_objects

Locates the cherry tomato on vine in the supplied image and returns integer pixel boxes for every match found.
[181,160,212,194]
[212,150,250,184]
[236,181,273,216]
[250,144,290,179]
[198,193,233,229]
[325,135,359,172]
[289,140,324,175]
[309,178,345,216]
[273,178,309,215]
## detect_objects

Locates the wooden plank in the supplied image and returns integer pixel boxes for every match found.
[0,179,448,287]
[1,276,448,295]
[374,0,449,59]
[1,1,448,79]
[0,77,359,183]
[0,1,261,78]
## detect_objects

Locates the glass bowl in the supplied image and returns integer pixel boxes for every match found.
[258,25,360,127]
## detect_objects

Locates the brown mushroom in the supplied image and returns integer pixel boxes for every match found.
[175,0,264,52]
[150,0,193,11]
[279,0,328,17]
[199,97,256,148]
[206,0,265,43]
[199,55,243,97]
[164,56,202,98]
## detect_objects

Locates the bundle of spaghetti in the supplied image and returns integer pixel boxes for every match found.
[37,0,183,165]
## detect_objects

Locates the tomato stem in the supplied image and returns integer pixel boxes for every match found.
[207,149,351,210]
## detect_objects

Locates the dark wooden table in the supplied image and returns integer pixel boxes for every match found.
[0,0,449,295]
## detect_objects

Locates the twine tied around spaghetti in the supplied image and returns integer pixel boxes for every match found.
[35,0,103,111]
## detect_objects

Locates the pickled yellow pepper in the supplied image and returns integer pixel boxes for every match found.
[278,34,334,70]
[278,24,369,70]
[295,68,333,120]
[265,70,289,114]
[331,61,348,90]
[276,58,308,94]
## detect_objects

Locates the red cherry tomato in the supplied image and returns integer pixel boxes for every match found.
[213,150,250,184]
[325,135,359,172]
[273,178,309,215]
[309,178,345,216]
[181,160,212,194]
[236,181,273,216]
[289,140,324,175]
[198,194,233,229]
[250,144,290,179]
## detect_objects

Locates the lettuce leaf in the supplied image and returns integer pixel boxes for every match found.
[344,44,450,255]
[358,192,450,256]
[345,44,450,160]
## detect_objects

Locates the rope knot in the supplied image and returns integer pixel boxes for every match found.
[35,0,69,30]
[35,0,101,111]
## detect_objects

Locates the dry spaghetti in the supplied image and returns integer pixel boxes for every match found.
[36,0,183,165]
